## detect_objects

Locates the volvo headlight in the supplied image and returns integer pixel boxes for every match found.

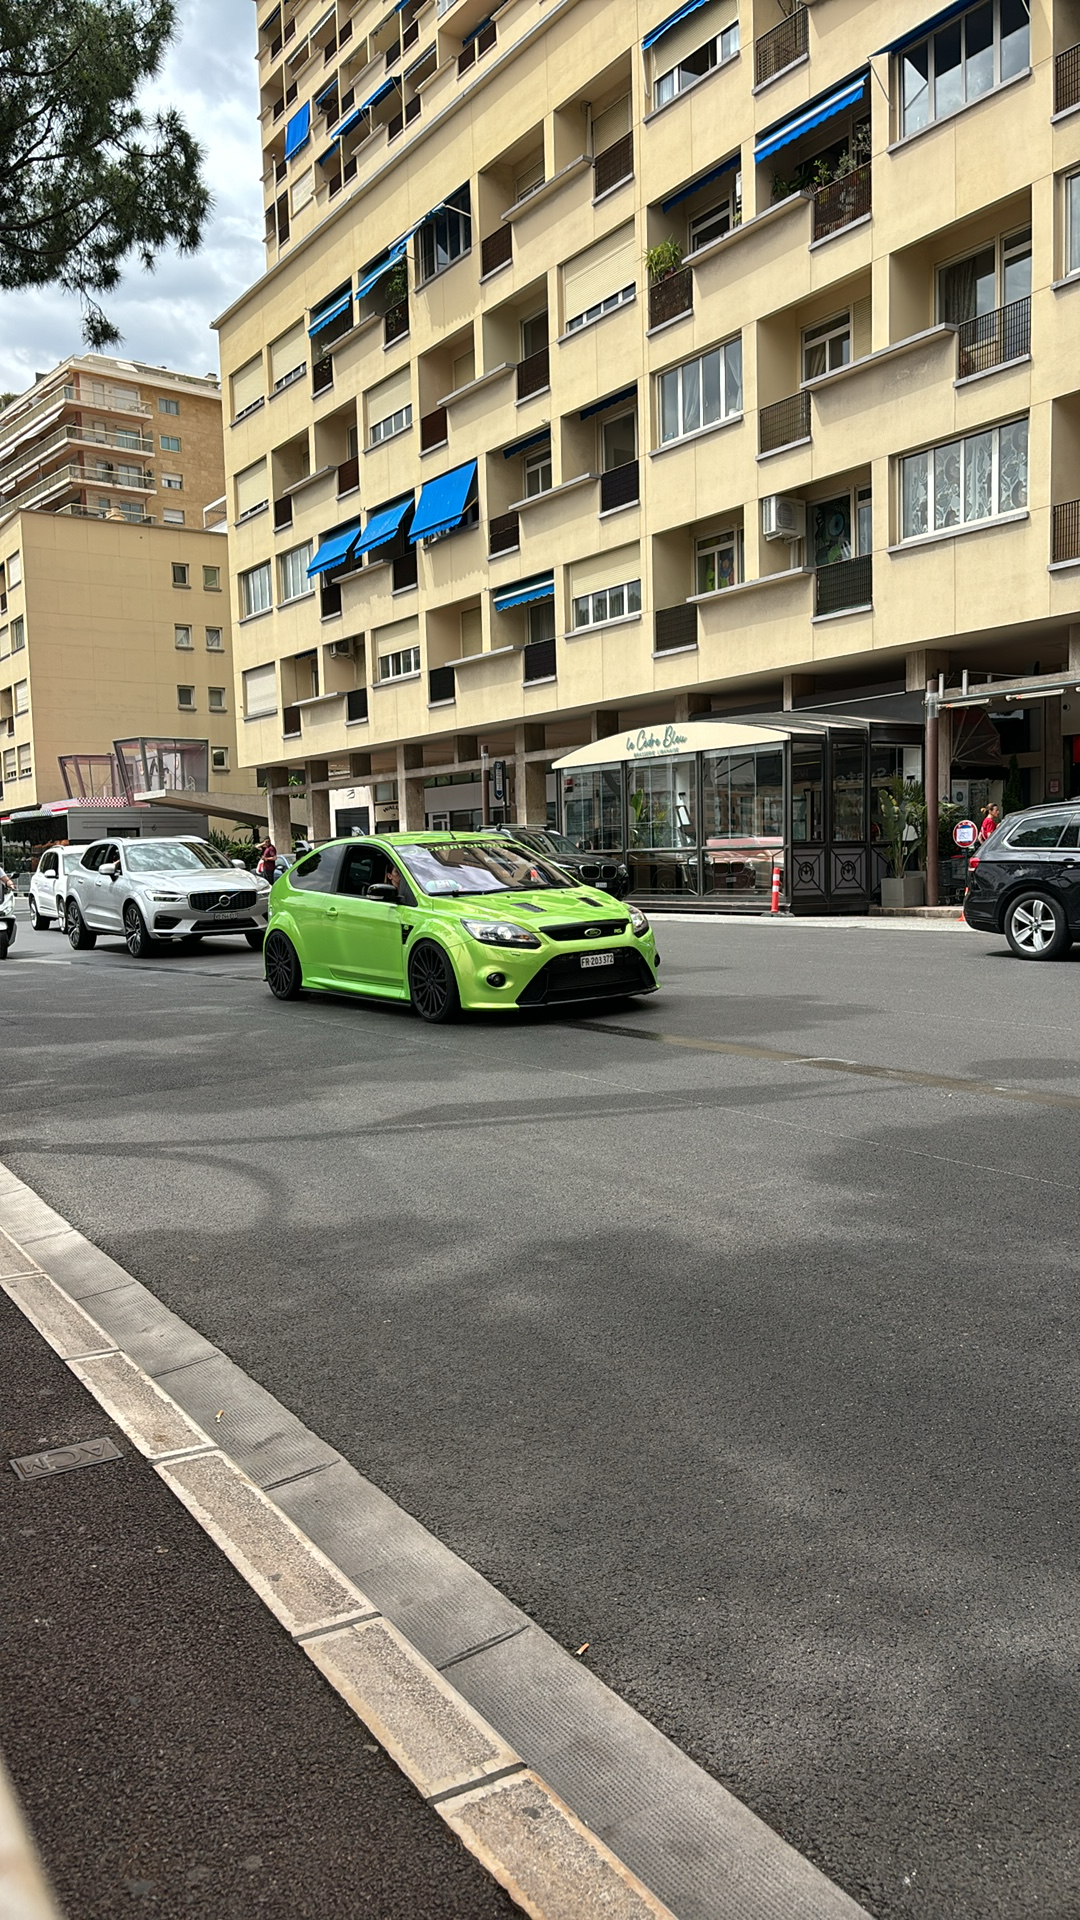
[151,891,184,902]
[461,919,542,949]
[627,904,650,937]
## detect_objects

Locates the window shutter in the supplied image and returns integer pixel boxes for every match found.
[374,614,419,650]
[235,459,268,518]
[243,663,277,716]
[270,322,306,388]
[230,356,264,418]
[563,224,636,323]
[652,0,735,73]
[571,543,640,598]
[591,95,630,151]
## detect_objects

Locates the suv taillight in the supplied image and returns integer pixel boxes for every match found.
[967,854,980,872]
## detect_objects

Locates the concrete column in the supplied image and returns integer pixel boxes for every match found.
[396,742,425,829]
[348,751,372,780]
[592,708,620,740]
[1069,625,1080,675]
[783,674,815,711]
[306,759,331,843]
[454,734,479,763]
[263,764,293,851]
[513,724,547,823]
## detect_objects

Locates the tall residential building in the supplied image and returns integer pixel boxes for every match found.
[216,0,1080,905]
[0,356,256,824]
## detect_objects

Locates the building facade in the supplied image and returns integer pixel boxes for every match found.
[217,0,1080,895]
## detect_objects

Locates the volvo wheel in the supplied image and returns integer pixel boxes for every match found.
[408,941,460,1024]
[265,931,302,999]
[123,903,156,958]
[66,903,96,951]
[1004,890,1071,961]
[29,897,47,930]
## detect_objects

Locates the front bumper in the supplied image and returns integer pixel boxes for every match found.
[151,906,269,938]
[453,931,659,1010]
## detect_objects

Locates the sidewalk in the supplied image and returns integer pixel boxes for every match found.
[0,1292,518,1920]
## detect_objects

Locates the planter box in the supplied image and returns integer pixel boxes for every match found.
[881,872,926,908]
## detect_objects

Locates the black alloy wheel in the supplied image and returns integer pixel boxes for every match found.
[265,930,302,999]
[66,903,96,951]
[244,929,265,951]
[408,941,460,1024]
[123,903,157,959]
[28,897,46,930]
[1003,890,1071,961]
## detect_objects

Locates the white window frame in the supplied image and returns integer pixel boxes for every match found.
[278,541,313,604]
[203,565,221,591]
[162,509,186,526]
[13,678,28,715]
[416,188,471,286]
[172,562,190,587]
[369,403,413,446]
[572,579,642,630]
[695,528,742,593]
[898,0,1030,139]
[1066,172,1080,279]
[524,447,553,497]
[239,561,273,619]
[205,626,224,651]
[2,748,15,780]
[17,742,31,777]
[208,687,227,712]
[658,338,742,445]
[211,746,230,772]
[174,624,193,649]
[177,685,196,710]
[161,473,183,490]
[6,551,20,587]
[688,183,740,252]
[654,21,740,106]
[802,313,852,384]
[899,417,1028,542]
[379,644,421,680]
[158,397,180,415]
[160,434,181,453]
[10,616,25,651]
[565,282,635,335]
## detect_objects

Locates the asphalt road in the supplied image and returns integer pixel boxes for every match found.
[2,905,1079,1920]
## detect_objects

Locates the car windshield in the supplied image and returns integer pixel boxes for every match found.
[528,829,582,857]
[123,841,230,874]
[396,841,570,895]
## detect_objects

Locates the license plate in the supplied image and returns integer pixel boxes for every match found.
[580,951,615,969]
[207,909,243,920]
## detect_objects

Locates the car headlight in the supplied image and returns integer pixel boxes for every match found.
[627,904,650,936]
[461,919,542,949]
[151,891,184,902]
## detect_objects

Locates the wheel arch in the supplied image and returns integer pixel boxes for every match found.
[995,874,1071,932]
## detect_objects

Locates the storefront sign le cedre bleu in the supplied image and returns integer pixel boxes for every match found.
[624,725,690,760]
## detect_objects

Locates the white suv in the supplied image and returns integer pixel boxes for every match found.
[65,837,271,958]
[29,847,86,930]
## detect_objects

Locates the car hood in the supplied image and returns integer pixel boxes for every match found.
[441,888,628,930]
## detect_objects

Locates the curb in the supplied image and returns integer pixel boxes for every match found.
[0,1749,63,1920]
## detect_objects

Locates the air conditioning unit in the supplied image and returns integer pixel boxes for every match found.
[762,494,805,541]
[329,639,354,658]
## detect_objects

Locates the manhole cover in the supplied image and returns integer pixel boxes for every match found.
[11,1438,122,1482]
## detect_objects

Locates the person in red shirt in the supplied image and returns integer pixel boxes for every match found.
[979,804,1001,842]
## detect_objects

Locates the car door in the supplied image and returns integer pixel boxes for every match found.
[1053,816,1080,927]
[74,844,110,927]
[35,851,56,912]
[93,842,125,932]
[328,843,411,989]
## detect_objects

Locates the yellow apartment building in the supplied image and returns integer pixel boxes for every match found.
[215,0,1080,906]
[0,356,259,833]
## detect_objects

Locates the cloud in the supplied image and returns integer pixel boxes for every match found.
[0,0,264,393]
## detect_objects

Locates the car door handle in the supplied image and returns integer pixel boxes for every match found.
[326,904,338,914]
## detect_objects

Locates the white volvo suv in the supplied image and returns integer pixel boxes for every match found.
[65,838,271,957]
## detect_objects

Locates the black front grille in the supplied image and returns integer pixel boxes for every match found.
[190,917,260,933]
[189,889,257,911]
[517,951,653,1005]
[544,920,626,941]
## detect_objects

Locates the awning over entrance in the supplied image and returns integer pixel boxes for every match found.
[553,721,789,769]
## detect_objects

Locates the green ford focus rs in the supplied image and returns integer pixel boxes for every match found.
[262,833,659,1021]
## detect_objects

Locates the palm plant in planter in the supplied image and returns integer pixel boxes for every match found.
[878,775,927,907]
[645,237,683,284]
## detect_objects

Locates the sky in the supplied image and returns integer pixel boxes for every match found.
[0,0,265,395]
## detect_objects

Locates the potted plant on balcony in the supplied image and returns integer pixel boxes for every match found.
[879,775,927,908]
[645,238,683,284]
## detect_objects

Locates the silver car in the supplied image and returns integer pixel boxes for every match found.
[29,847,85,930]
[65,837,270,958]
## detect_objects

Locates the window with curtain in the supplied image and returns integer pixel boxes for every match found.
[658,338,742,443]
[900,418,1028,539]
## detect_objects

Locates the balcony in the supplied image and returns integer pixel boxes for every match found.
[429,664,456,703]
[388,96,421,141]
[956,297,1030,380]
[0,422,154,490]
[1052,501,1080,564]
[384,298,409,346]
[56,503,154,525]
[523,637,556,683]
[812,163,871,241]
[420,406,448,451]
[600,462,640,512]
[346,687,368,723]
[282,705,302,737]
[517,345,549,401]
[759,390,811,454]
[1,460,155,514]
[815,554,872,616]
[654,605,698,653]
[393,549,418,592]
[1056,41,1080,113]
[754,5,807,85]
[458,20,496,73]
[312,355,334,396]
[273,495,293,532]
[489,510,520,556]
[481,225,513,277]
[649,268,693,329]
[594,132,633,198]
[337,455,359,496]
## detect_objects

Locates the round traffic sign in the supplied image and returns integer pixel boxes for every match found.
[953,818,978,849]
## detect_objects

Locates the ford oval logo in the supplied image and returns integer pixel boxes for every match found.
[586,926,602,937]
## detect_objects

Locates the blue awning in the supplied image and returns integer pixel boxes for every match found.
[410,461,478,544]
[356,238,408,300]
[284,101,311,161]
[755,75,868,163]
[315,77,339,107]
[308,290,352,336]
[661,151,740,213]
[579,385,636,423]
[643,0,710,53]
[361,76,400,111]
[329,104,362,141]
[316,143,340,168]
[493,573,555,613]
[307,520,364,578]
[874,0,971,53]
[353,495,413,557]
[462,14,493,44]
[503,428,550,460]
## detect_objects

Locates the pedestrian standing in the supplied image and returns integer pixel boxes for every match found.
[257,838,277,882]
[979,803,1001,842]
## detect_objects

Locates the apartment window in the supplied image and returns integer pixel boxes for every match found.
[602,413,637,470]
[270,322,307,395]
[0,628,7,657]
[239,561,273,618]
[566,284,635,333]
[689,185,740,252]
[515,156,545,202]
[370,402,412,446]
[696,529,742,593]
[291,167,314,215]
[379,645,421,680]
[115,428,141,450]
[162,509,186,526]
[159,397,180,415]
[162,473,183,490]
[654,21,740,106]
[564,224,636,334]
[527,601,555,645]
[6,551,20,588]
[172,562,190,587]
[204,565,221,591]
[231,354,265,422]
[13,678,28,714]
[416,185,471,284]
[160,434,181,453]
[2,749,14,781]
[938,228,1031,321]
[900,0,1029,137]
[17,743,30,778]
[658,339,742,443]
[857,486,873,554]
[279,541,313,602]
[524,447,552,497]
[212,747,230,772]
[572,579,642,629]
[208,687,226,712]
[802,314,851,382]
[206,626,224,650]
[1067,174,1080,277]
[174,624,193,649]
[177,685,195,710]
[243,662,277,717]
[901,418,1028,539]
[11,616,24,651]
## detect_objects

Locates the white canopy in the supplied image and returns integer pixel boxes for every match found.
[552,721,789,770]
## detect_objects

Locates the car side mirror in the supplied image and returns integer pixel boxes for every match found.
[367,882,400,904]
[231,859,246,869]
[102,861,121,880]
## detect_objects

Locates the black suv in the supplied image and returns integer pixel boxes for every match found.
[964,803,1080,958]
[478,825,630,898]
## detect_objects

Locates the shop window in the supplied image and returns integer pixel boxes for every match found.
[562,766,623,851]
[628,757,698,849]
[792,744,824,841]
[832,742,867,841]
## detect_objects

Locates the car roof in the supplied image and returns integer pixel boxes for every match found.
[327,832,513,848]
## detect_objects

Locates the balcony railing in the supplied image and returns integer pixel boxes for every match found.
[337,455,359,495]
[956,296,1030,379]
[346,687,368,723]
[481,225,513,276]
[56,503,154,525]
[393,549,418,592]
[488,510,520,556]
[1056,41,1080,113]
[812,162,871,240]
[282,705,301,737]
[312,355,334,395]
[600,461,640,512]
[1052,500,1080,564]
[320,578,342,617]
[594,131,633,198]
[759,389,811,454]
[273,495,293,531]
[649,268,693,329]
[815,554,872,616]
[384,298,409,345]
[0,422,154,490]
[523,637,556,683]
[654,605,698,653]
[429,665,456,703]
[517,345,549,400]
[754,5,807,85]
[420,406,448,450]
